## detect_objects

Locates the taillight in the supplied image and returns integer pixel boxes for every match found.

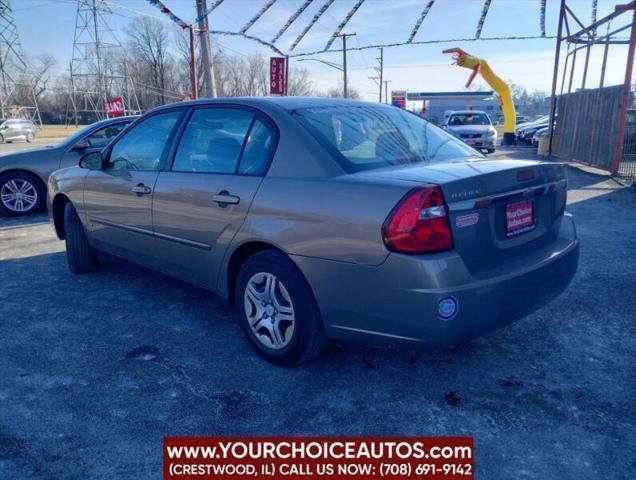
[382,185,454,254]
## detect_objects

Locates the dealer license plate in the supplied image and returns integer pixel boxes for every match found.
[505,200,535,237]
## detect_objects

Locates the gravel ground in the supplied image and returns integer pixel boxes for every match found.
[0,155,634,479]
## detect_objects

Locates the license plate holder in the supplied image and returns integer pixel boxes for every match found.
[505,200,535,237]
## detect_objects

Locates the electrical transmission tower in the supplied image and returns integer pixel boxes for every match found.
[69,0,139,124]
[0,0,42,124]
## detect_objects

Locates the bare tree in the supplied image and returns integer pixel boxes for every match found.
[318,83,361,99]
[286,66,313,96]
[30,54,57,100]
[126,17,173,105]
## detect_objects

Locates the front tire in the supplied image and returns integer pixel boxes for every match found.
[26,132,34,143]
[235,250,327,365]
[0,171,45,216]
[64,202,98,274]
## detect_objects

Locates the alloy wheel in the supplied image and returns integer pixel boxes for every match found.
[243,272,295,350]
[1,179,38,213]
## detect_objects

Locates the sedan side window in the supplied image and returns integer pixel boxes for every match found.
[237,119,275,176]
[172,108,253,174]
[109,111,182,171]
[83,122,130,149]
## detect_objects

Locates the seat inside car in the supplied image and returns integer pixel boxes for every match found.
[206,135,241,173]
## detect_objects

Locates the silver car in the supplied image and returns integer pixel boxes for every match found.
[0,117,135,215]
[0,118,37,143]
[48,98,579,365]
[444,110,497,153]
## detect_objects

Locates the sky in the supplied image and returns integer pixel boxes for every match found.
[11,0,632,101]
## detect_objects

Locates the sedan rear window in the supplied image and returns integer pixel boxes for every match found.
[292,105,481,173]
[447,113,491,126]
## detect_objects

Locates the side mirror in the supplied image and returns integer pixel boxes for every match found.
[79,151,104,170]
[74,140,89,151]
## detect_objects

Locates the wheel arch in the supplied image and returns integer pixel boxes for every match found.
[0,167,47,188]
[225,241,288,309]
[51,193,71,240]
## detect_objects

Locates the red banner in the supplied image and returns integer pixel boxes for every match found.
[105,96,125,118]
[164,437,473,479]
[270,57,287,95]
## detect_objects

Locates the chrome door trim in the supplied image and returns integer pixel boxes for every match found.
[154,231,211,250]
[91,218,212,250]
[91,218,154,237]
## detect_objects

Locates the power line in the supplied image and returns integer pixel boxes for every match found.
[291,35,555,58]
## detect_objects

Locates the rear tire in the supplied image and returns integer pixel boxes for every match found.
[26,132,34,143]
[235,250,327,365]
[64,202,98,274]
[0,134,4,143]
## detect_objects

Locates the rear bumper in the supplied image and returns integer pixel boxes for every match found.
[462,138,496,149]
[293,214,579,347]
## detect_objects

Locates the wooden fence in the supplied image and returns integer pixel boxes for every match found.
[551,85,623,172]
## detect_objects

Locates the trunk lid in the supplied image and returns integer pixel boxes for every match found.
[358,159,568,274]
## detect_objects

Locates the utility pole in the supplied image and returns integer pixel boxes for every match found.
[336,32,355,98]
[384,80,391,105]
[368,47,384,103]
[377,47,383,103]
[195,0,217,98]
[188,26,198,99]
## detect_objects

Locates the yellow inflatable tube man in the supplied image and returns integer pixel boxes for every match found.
[443,48,516,145]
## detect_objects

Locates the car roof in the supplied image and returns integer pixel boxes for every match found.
[80,115,138,130]
[148,96,390,114]
[448,110,488,115]
[94,115,138,125]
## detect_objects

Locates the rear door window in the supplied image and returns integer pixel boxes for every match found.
[237,119,275,176]
[172,108,254,174]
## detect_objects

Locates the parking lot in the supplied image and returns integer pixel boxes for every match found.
[0,142,634,479]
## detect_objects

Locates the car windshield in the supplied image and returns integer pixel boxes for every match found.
[448,113,490,126]
[292,105,482,173]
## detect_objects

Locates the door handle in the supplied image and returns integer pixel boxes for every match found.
[213,191,240,206]
[131,183,152,195]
